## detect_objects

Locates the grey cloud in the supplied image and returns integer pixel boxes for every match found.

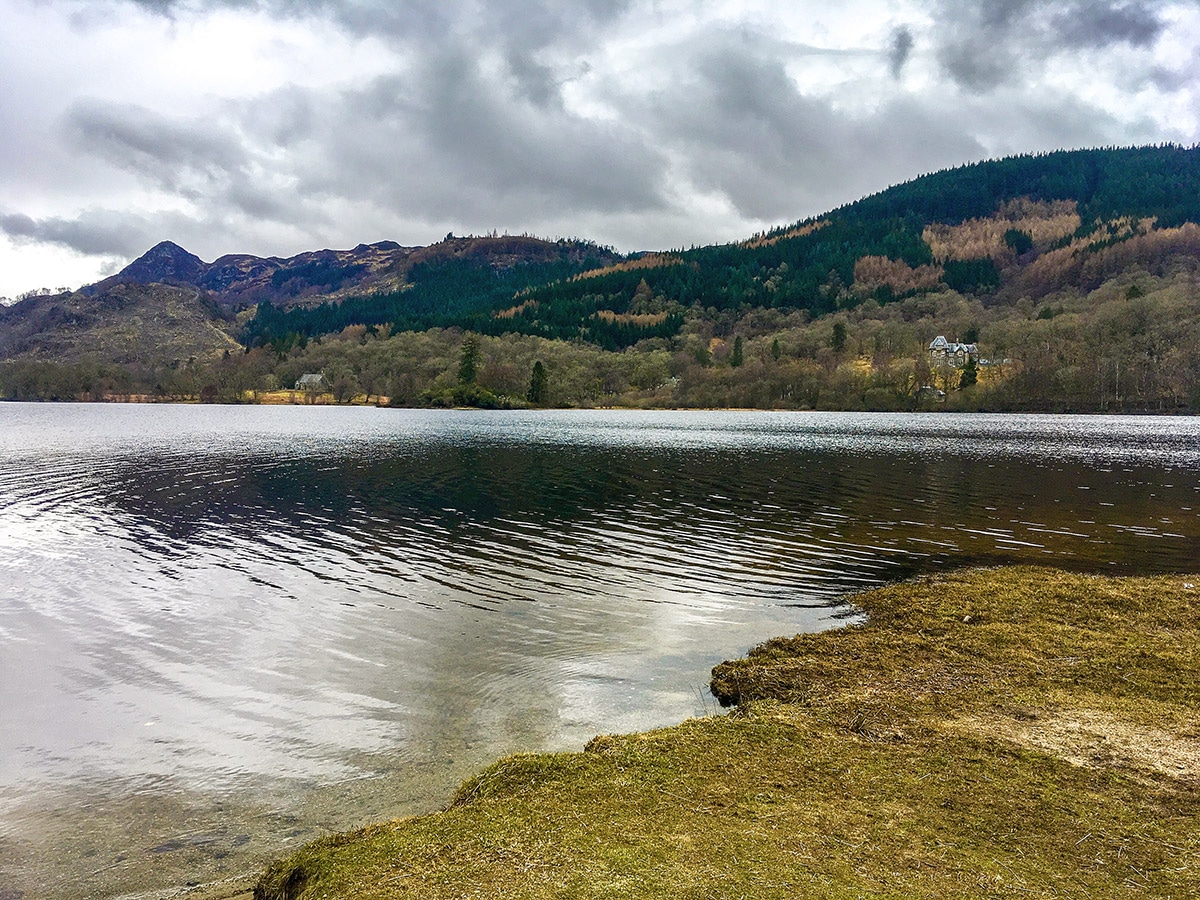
[888,26,914,78]
[623,26,1151,225]
[1151,50,1200,91]
[1050,1,1163,48]
[504,51,568,109]
[632,36,986,222]
[473,0,632,52]
[121,0,625,48]
[0,199,326,265]
[261,44,670,226]
[934,1,1169,92]
[937,38,1020,92]
[32,40,670,259]
[1,209,156,256]
[36,2,666,257]
[14,0,1187,271]
[64,100,300,224]
[65,101,243,197]
[962,89,1142,154]
[112,0,632,116]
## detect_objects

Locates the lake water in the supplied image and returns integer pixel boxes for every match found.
[1,405,1198,898]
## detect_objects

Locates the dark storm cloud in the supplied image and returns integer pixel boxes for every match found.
[1050,1,1164,48]
[888,26,914,78]
[934,1,1169,91]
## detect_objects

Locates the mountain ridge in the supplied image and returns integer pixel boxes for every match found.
[81,238,419,308]
[81,233,624,314]
[4,145,1200,411]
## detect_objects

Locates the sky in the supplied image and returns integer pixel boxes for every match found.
[1,0,1198,298]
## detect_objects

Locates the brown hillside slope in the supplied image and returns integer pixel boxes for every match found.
[0,282,241,365]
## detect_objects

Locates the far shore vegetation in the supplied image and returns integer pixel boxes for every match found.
[6,148,1200,412]
[254,566,1199,900]
[4,262,1200,413]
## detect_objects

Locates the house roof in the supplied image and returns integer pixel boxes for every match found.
[929,336,978,354]
[296,373,326,386]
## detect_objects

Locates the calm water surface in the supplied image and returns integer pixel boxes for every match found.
[0,405,1198,898]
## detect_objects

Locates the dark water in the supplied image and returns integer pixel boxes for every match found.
[0,405,1197,898]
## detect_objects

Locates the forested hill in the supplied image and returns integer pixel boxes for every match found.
[243,145,1200,350]
[6,144,1200,411]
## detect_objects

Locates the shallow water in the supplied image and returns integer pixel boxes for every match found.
[0,406,1197,898]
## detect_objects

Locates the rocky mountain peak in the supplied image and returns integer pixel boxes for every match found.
[118,241,207,286]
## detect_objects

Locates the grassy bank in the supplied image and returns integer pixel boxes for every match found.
[255,567,1199,899]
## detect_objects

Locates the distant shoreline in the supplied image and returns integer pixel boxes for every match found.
[2,395,1197,415]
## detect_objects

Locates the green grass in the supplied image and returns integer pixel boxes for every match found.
[255,567,1200,899]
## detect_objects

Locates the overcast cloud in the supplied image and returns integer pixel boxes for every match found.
[1,0,1197,296]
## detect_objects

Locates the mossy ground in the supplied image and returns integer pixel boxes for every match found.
[255,567,1199,899]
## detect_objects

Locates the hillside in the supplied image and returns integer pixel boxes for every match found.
[240,235,627,351]
[2,145,1200,410]
[0,282,240,367]
[239,146,1200,351]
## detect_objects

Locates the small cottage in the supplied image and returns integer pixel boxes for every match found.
[295,373,328,391]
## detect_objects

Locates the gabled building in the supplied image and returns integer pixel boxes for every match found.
[928,336,978,368]
[295,373,328,392]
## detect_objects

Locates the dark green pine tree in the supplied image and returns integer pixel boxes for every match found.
[959,354,978,390]
[730,336,744,367]
[1003,228,1034,255]
[458,334,481,385]
[831,322,847,352]
[527,360,549,405]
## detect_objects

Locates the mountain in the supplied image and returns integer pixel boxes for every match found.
[4,145,1200,410]
[0,233,621,370]
[239,145,1200,351]
[81,239,418,308]
[105,240,206,287]
[480,145,1200,331]
[81,234,623,314]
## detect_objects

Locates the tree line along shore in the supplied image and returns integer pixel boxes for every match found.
[5,263,1200,413]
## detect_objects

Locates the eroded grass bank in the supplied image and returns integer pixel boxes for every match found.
[255,567,1199,899]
